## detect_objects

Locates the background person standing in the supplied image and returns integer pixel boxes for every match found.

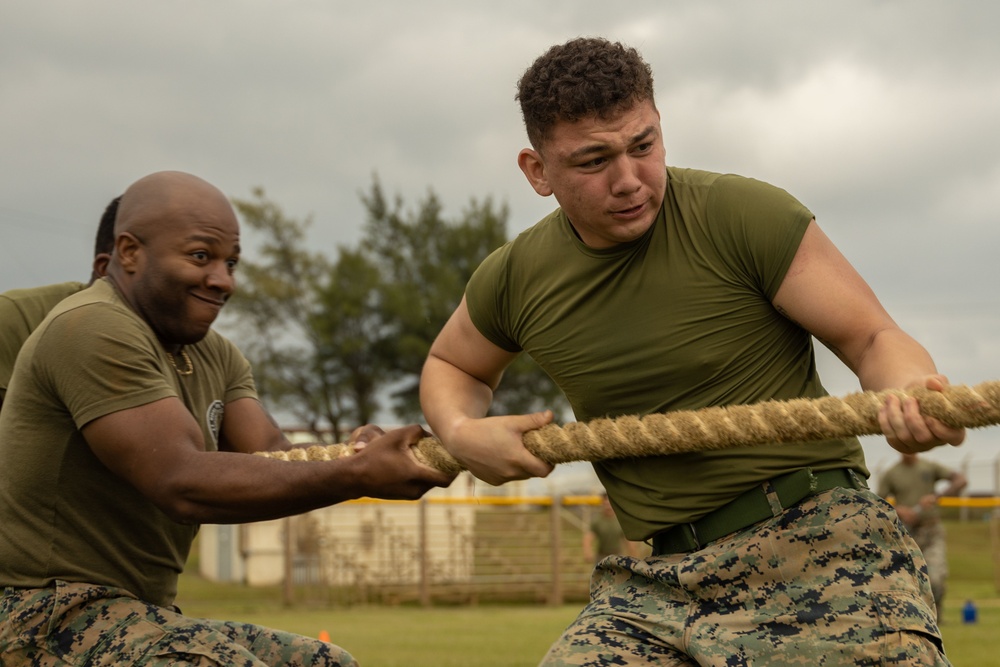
[582,493,639,565]
[878,453,968,622]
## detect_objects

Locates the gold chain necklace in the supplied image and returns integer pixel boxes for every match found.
[168,348,194,376]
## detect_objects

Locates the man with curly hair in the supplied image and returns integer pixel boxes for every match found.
[421,37,962,664]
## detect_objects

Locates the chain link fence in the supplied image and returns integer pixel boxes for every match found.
[200,492,620,606]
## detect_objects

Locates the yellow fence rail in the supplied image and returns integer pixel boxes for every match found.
[343,494,1000,508]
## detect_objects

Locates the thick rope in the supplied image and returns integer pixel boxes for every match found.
[257,381,1000,476]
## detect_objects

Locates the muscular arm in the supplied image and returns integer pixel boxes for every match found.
[773,221,965,452]
[82,397,454,524]
[420,296,554,485]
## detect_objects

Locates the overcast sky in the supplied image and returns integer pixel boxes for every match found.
[3,1,999,490]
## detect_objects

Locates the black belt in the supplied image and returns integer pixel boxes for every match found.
[651,468,866,556]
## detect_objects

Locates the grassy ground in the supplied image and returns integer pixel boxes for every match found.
[934,519,999,667]
[176,519,1000,666]
[176,573,575,666]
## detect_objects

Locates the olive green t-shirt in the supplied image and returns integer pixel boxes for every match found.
[0,281,86,403]
[0,279,257,607]
[467,167,867,540]
[877,459,953,522]
[589,513,627,559]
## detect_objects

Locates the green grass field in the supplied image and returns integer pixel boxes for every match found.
[176,519,1000,666]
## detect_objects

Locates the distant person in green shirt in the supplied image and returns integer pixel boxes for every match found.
[878,453,968,621]
[583,493,639,564]
[0,196,119,411]
[420,37,965,665]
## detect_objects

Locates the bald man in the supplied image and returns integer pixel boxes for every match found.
[0,171,454,666]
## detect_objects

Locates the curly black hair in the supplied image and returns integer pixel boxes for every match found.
[516,37,655,150]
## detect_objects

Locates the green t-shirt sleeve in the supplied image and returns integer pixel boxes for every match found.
[214,333,258,404]
[707,175,814,300]
[31,303,177,429]
[466,243,522,353]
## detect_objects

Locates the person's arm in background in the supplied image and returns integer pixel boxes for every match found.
[907,466,967,527]
[910,466,971,521]
[938,468,968,499]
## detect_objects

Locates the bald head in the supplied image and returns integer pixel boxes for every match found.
[116,171,233,242]
[107,171,241,348]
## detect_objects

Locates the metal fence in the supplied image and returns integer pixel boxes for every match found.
[268,495,611,607]
[200,490,1000,608]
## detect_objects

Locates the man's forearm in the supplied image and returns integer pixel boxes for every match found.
[152,451,371,525]
[853,328,939,391]
[420,355,495,443]
[941,474,968,497]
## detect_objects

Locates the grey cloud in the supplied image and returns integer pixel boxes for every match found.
[2,1,999,485]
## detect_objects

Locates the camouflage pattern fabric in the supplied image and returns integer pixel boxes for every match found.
[540,487,949,666]
[910,520,948,621]
[0,581,357,666]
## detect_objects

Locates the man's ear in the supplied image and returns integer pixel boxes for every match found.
[115,233,142,274]
[90,253,111,282]
[517,148,553,197]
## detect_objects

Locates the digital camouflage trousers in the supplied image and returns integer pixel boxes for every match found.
[541,486,949,666]
[0,580,357,666]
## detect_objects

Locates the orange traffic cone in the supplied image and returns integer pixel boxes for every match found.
[318,630,331,643]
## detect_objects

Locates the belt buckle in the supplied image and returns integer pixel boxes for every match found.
[668,523,701,553]
[651,522,701,556]
[685,523,700,550]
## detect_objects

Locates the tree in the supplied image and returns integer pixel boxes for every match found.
[226,179,568,440]
[312,247,392,427]
[227,188,374,441]
[359,177,567,420]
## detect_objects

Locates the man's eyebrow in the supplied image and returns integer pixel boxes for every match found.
[629,125,657,146]
[185,234,241,254]
[565,125,658,162]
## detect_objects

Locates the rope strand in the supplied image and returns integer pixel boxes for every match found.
[256,381,1000,475]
